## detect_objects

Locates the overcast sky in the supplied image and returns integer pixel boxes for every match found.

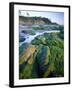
[19,10,64,25]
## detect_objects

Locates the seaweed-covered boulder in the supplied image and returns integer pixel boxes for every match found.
[19,45,37,79]
[32,45,50,78]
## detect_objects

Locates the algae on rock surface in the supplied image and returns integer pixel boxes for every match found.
[19,32,64,79]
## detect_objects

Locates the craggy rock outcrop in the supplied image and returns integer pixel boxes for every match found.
[19,33,64,79]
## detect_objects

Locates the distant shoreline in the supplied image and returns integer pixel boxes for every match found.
[19,16,59,26]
